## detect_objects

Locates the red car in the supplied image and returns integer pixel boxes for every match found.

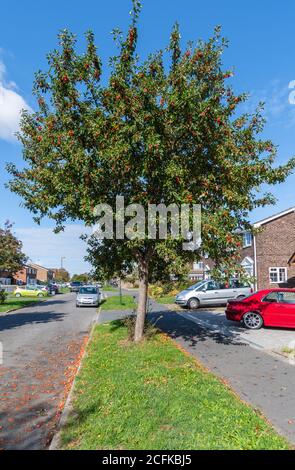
[226,288,295,330]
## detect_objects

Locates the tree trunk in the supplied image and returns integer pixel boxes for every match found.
[134,255,149,342]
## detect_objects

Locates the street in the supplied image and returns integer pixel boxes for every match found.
[0,293,97,450]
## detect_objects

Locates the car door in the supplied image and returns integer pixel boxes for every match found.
[215,282,236,304]
[22,287,30,297]
[261,291,295,327]
[200,280,221,305]
[26,286,37,297]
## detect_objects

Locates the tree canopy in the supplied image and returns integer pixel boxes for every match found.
[0,221,27,275]
[54,268,70,282]
[71,273,90,283]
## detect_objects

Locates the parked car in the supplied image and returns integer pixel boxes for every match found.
[14,285,49,298]
[175,279,252,309]
[226,288,295,330]
[70,281,83,292]
[76,285,100,308]
[49,283,59,294]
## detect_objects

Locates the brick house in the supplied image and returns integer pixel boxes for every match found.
[13,265,37,285]
[189,207,295,290]
[0,271,13,285]
[27,263,55,284]
[240,207,295,290]
[188,259,214,281]
[0,265,37,285]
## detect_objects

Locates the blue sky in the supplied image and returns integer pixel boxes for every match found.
[0,0,295,274]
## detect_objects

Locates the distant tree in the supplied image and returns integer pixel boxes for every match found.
[0,221,27,276]
[71,273,90,283]
[7,1,295,341]
[54,268,70,282]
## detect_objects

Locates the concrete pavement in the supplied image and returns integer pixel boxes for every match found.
[0,292,97,450]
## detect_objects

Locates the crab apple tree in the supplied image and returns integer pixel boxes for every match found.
[7,1,295,341]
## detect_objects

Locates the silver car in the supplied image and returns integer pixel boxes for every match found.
[76,285,100,308]
[175,279,252,309]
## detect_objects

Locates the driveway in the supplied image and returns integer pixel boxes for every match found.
[178,308,295,355]
[0,293,97,450]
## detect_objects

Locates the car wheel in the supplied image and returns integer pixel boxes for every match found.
[38,293,43,298]
[15,293,21,298]
[76,304,80,308]
[188,298,200,309]
[243,312,263,330]
[236,295,246,300]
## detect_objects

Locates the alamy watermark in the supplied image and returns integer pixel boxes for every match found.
[288,81,295,104]
[92,196,201,251]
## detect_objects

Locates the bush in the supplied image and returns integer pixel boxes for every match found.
[0,289,8,304]
[149,280,197,299]
[148,285,164,298]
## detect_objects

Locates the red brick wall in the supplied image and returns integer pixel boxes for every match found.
[255,211,295,290]
[14,268,27,284]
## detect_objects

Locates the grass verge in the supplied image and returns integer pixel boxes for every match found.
[0,296,46,313]
[60,322,289,450]
[102,286,118,292]
[155,295,176,305]
[101,294,136,311]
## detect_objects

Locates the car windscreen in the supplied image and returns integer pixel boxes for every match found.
[79,287,97,294]
[186,281,205,290]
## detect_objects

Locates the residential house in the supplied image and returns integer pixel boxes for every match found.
[0,271,13,285]
[14,265,37,285]
[240,207,295,290]
[28,263,55,284]
[189,207,295,290]
[188,259,213,281]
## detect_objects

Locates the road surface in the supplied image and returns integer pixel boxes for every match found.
[0,293,97,450]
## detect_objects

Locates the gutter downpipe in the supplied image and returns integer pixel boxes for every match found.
[253,234,258,291]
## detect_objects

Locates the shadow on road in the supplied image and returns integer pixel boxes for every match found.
[148,309,247,348]
[0,311,65,332]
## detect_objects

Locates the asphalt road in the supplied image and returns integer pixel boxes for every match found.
[0,292,97,450]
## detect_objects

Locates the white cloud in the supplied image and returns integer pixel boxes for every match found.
[15,224,92,276]
[0,58,32,142]
[242,79,295,128]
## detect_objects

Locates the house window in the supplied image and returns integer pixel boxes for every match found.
[269,267,287,284]
[241,257,254,278]
[242,232,252,248]
[193,261,204,270]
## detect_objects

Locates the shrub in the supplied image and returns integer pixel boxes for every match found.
[0,289,8,304]
[148,285,164,298]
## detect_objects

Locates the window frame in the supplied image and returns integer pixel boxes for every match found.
[242,232,253,248]
[269,267,287,284]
